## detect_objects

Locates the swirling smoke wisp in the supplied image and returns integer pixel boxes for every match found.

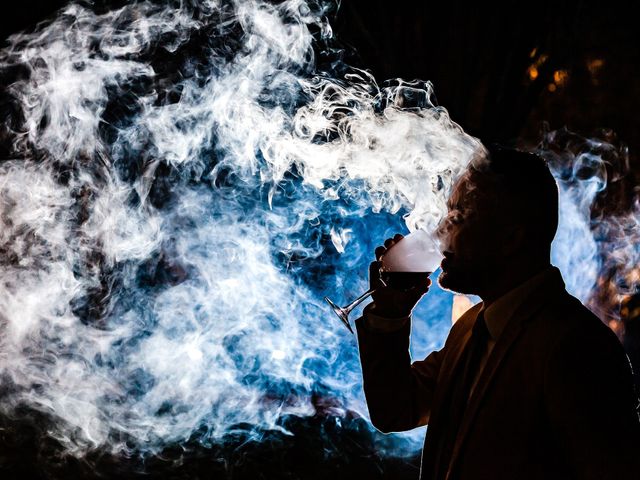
[0,0,636,463]
[0,0,480,457]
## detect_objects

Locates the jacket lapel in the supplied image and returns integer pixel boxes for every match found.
[421,304,481,478]
[445,269,566,478]
[429,303,483,425]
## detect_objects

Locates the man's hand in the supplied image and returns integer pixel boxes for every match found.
[368,233,432,318]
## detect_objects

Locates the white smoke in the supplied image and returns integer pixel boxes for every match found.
[541,128,640,323]
[0,0,480,456]
[551,163,602,302]
[3,0,632,463]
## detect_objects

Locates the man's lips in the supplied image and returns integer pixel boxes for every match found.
[441,252,454,271]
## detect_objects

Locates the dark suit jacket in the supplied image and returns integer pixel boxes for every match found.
[356,268,640,480]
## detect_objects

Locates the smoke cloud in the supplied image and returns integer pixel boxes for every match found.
[0,0,479,457]
[0,0,635,466]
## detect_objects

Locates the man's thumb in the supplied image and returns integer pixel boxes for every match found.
[369,261,382,289]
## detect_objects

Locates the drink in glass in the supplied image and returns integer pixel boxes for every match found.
[325,230,441,333]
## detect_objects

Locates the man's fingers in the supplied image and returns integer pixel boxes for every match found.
[383,233,404,249]
[369,261,378,276]
[369,261,382,288]
[374,246,386,261]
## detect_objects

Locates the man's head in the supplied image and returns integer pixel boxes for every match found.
[437,146,559,297]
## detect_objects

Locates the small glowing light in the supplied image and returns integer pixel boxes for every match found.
[553,69,569,86]
[587,58,605,75]
[529,47,538,58]
[548,83,557,92]
[271,350,286,360]
[526,54,548,82]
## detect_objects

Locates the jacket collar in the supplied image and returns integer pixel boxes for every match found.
[444,266,567,478]
[482,266,557,341]
[422,266,567,480]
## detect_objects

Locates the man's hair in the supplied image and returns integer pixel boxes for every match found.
[470,145,559,249]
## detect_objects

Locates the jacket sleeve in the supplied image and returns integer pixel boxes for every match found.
[355,313,444,433]
[544,320,640,480]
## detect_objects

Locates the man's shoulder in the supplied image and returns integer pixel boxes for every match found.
[540,290,605,327]
[533,290,623,356]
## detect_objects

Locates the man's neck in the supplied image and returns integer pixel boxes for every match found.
[480,261,551,308]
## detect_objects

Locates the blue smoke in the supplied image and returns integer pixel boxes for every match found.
[0,0,634,468]
[0,0,478,458]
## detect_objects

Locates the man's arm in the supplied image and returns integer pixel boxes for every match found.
[355,309,444,433]
[544,319,640,480]
[355,235,438,433]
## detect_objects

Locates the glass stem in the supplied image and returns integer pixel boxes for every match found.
[342,287,377,315]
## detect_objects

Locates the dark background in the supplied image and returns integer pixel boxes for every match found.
[3,0,639,159]
[1,1,639,478]
[333,0,640,161]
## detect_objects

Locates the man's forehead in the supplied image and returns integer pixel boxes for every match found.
[448,171,495,208]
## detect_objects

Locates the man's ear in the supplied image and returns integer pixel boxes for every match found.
[503,224,526,256]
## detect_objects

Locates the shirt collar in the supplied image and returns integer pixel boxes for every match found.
[481,266,556,341]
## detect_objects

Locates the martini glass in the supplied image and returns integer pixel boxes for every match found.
[325,230,441,333]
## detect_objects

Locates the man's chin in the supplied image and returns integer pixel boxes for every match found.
[437,269,473,295]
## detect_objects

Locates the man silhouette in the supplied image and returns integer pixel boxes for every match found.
[356,146,640,480]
